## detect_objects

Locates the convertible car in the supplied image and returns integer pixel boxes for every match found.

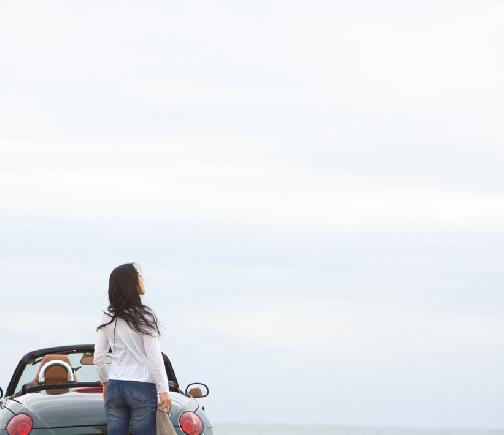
[0,344,212,435]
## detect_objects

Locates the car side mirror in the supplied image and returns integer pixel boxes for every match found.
[185,383,209,398]
[0,386,3,399]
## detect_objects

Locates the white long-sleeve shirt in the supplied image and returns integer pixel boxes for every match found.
[93,309,169,394]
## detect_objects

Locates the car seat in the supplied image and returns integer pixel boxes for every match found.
[33,354,76,394]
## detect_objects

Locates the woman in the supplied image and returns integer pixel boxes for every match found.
[94,263,172,435]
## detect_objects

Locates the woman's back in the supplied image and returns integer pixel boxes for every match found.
[96,310,168,391]
[93,263,171,435]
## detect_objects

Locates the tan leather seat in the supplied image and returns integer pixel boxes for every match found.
[33,354,75,394]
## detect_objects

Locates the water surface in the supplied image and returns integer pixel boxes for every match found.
[213,424,504,435]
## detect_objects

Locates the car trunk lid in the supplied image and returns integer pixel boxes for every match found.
[17,392,106,428]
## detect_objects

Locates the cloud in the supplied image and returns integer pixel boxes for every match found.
[182,295,504,361]
[2,146,504,235]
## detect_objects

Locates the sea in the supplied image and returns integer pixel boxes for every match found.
[212,424,504,435]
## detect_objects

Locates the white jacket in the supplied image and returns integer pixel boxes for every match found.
[93,309,169,394]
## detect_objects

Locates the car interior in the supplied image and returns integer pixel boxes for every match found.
[11,348,189,398]
[31,354,77,395]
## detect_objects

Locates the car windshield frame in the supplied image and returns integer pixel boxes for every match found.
[6,344,106,397]
[5,344,181,397]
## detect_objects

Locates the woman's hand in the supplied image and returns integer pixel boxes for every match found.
[159,392,172,412]
[102,382,108,401]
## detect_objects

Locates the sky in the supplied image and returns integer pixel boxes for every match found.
[0,0,503,429]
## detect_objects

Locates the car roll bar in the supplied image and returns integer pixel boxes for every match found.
[38,360,75,383]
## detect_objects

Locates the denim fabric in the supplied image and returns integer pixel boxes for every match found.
[105,379,158,435]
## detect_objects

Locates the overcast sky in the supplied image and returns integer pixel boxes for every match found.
[1,0,503,429]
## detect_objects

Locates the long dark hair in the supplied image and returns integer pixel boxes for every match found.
[96,263,161,337]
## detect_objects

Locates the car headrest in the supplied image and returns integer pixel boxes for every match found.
[33,354,76,384]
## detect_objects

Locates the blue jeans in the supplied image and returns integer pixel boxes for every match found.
[105,379,158,435]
